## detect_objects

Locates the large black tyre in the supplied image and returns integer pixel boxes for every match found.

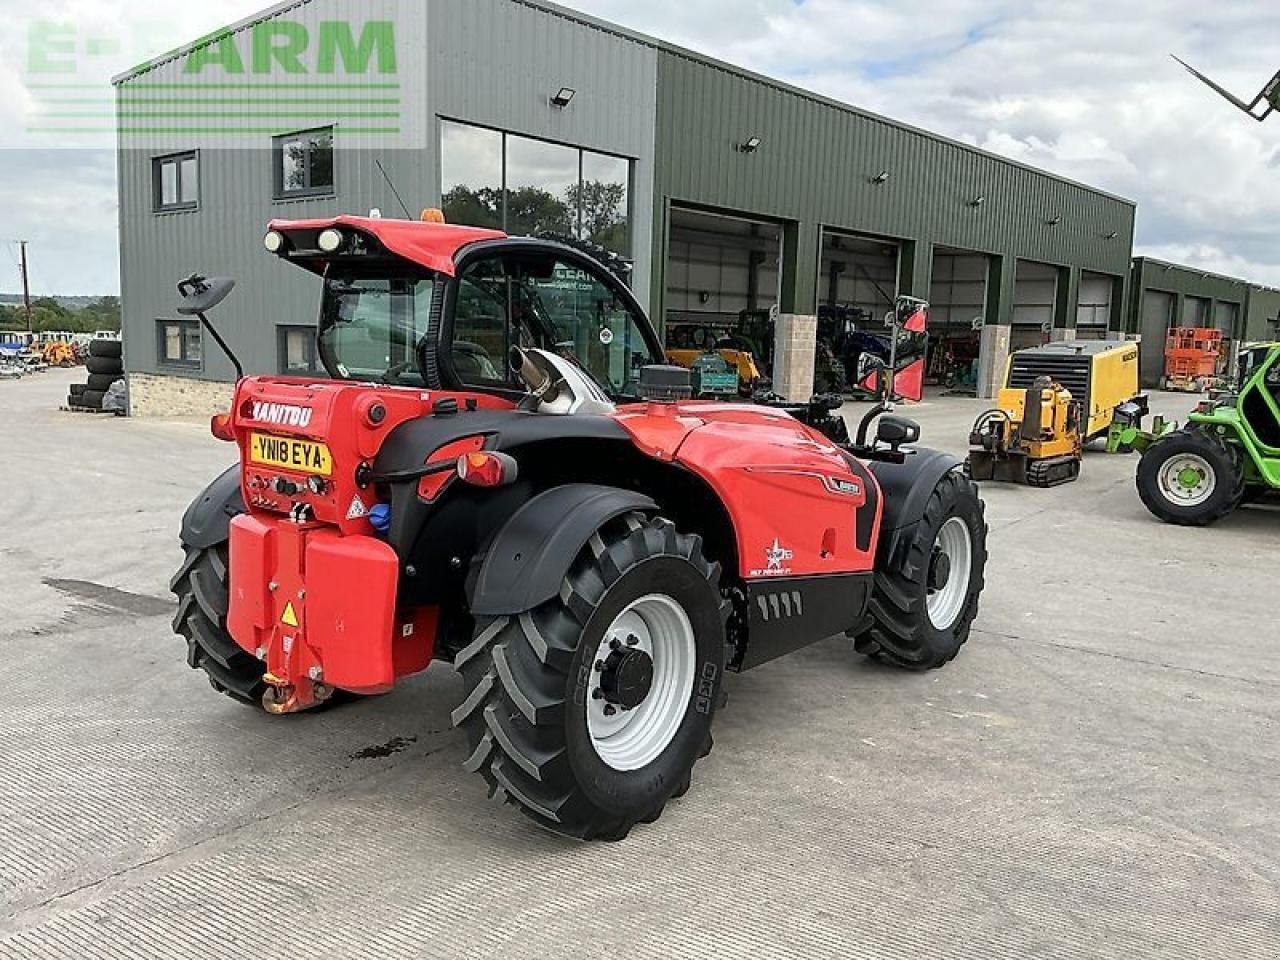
[88,338,123,359]
[1136,428,1244,526]
[453,513,728,841]
[69,383,87,397]
[856,469,987,670]
[86,373,122,392]
[86,355,123,376]
[171,544,267,705]
[80,389,106,410]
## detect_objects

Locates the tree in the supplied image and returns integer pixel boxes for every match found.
[504,186,573,238]
[567,180,628,253]
[0,297,121,333]
[442,185,503,230]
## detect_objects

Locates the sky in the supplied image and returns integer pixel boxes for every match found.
[0,0,1277,295]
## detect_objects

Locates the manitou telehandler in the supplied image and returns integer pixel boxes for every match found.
[172,214,987,840]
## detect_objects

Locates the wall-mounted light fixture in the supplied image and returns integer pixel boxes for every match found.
[1046,214,1063,226]
[549,87,577,108]
[735,136,762,153]
[869,170,890,184]
[968,195,986,207]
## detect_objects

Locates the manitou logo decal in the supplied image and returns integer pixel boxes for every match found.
[251,402,313,428]
[824,476,863,497]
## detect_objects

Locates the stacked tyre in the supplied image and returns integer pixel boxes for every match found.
[69,339,124,412]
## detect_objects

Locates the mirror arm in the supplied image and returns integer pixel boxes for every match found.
[197,311,244,381]
[854,400,891,448]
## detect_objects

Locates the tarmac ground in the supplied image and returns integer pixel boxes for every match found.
[1,368,1276,958]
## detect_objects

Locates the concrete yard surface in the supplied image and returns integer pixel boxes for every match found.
[1,369,1277,959]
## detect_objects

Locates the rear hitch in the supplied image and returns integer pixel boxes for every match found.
[260,673,335,715]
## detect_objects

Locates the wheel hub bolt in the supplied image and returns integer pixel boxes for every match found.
[609,638,622,651]
[592,688,604,700]
[626,634,640,647]
[603,705,617,717]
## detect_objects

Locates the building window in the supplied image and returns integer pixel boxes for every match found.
[278,325,320,376]
[440,120,632,257]
[275,127,335,199]
[153,152,198,212]
[157,319,202,368]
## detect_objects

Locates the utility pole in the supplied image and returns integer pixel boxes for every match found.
[17,241,33,333]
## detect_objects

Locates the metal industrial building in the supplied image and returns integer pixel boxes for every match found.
[115,0,1140,414]
[1126,258,1280,387]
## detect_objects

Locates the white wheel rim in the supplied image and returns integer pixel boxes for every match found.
[927,517,973,631]
[587,594,696,772]
[1158,454,1216,507]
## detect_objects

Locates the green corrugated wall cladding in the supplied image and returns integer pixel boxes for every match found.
[653,50,1135,312]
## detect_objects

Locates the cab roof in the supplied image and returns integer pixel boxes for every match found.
[267,215,506,276]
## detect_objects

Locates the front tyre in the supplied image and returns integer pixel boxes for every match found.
[856,470,987,670]
[453,513,728,840]
[1136,429,1244,526]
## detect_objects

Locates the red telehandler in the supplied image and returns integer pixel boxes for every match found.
[172,214,987,839]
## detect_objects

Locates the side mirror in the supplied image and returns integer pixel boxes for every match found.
[895,296,929,333]
[877,414,921,449]
[856,353,887,394]
[176,275,236,315]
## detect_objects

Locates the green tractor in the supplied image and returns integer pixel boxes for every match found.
[1137,343,1280,525]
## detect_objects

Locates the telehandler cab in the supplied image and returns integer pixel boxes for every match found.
[172,214,988,840]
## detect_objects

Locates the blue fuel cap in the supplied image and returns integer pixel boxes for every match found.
[368,503,391,534]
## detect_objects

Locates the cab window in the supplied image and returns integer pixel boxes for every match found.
[318,273,433,385]
[451,251,655,397]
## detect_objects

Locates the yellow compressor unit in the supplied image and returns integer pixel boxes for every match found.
[1004,341,1146,440]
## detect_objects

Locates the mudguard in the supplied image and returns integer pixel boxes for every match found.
[178,463,245,550]
[469,484,656,616]
[867,449,964,564]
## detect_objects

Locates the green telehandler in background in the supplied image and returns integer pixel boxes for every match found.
[1137,344,1280,525]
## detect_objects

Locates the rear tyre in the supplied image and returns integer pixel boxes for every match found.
[86,355,123,376]
[88,338,122,359]
[1136,428,1244,526]
[170,543,266,705]
[86,373,122,392]
[855,470,987,670]
[453,513,728,841]
[80,389,106,409]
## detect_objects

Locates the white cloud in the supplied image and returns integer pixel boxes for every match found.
[1,0,1278,292]
[573,0,1280,288]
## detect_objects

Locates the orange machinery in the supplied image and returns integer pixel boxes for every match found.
[1163,327,1222,392]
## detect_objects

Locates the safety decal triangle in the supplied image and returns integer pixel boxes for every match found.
[347,496,369,520]
[281,602,299,628]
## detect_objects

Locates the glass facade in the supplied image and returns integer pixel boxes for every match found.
[440,120,631,256]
